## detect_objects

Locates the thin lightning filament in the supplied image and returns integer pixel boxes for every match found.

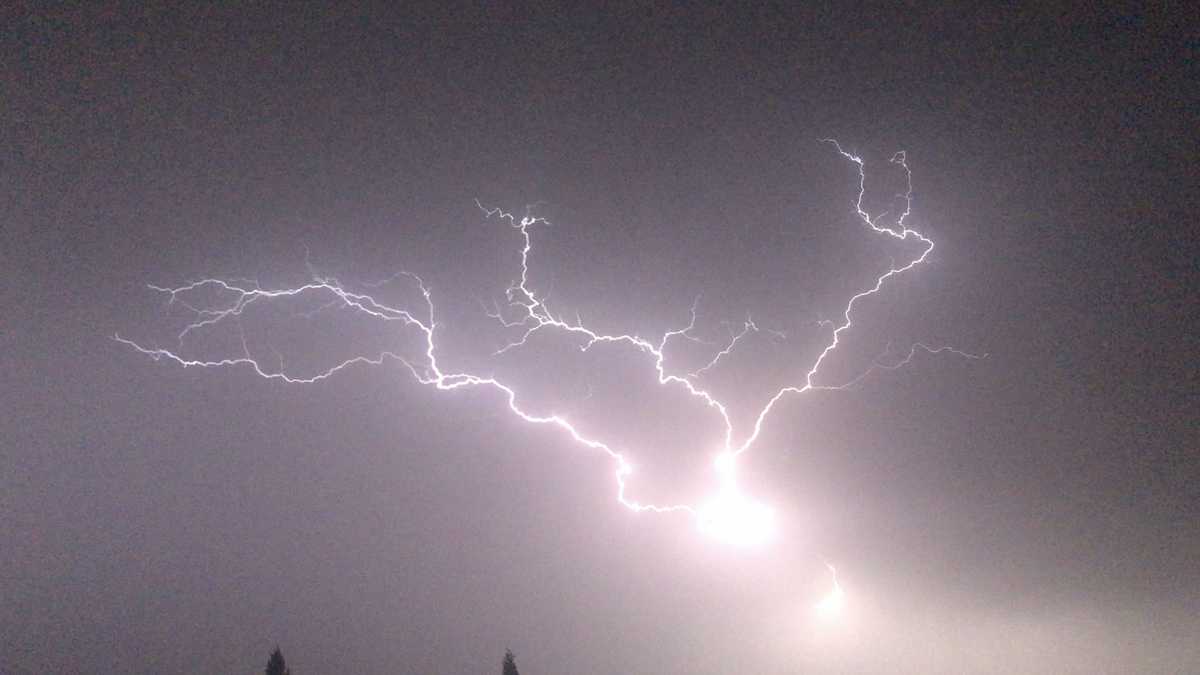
[117,141,981,546]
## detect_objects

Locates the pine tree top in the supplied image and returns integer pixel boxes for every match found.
[266,646,291,675]
[502,648,520,675]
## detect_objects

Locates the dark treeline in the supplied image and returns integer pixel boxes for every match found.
[263,646,522,674]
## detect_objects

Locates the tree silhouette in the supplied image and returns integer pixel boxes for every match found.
[502,648,520,675]
[265,646,291,675]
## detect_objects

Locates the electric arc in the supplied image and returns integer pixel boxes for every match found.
[118,140,980,554]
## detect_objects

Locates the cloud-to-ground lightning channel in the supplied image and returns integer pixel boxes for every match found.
[118,141,979,549]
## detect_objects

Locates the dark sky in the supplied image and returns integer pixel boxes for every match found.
[5,3,1197,673]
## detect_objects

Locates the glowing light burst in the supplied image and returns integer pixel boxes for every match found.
[814,563,846,617]
[117,140,980,549]
[697,490,776,548]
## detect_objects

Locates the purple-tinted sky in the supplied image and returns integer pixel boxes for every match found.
[5,4,1196,673]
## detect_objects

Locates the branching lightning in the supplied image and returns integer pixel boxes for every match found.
[815,563,846,617]
[118,140,980,569]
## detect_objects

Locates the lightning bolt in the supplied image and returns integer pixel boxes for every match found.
[117,141,980,556]
[815,563,846,616]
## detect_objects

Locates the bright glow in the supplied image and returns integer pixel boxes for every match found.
[117,141,981,552]
[697,491,776,548]
[814,564,846,617]
[714,451,736,474]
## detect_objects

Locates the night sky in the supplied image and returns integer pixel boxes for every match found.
[5,4,1197,674]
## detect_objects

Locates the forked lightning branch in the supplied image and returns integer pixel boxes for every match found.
[118,140,980,556]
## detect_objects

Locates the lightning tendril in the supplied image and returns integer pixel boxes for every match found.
[117,141,981,558]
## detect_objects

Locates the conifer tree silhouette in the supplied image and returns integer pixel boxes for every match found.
[501,648,519,675]
[265,646,291,675]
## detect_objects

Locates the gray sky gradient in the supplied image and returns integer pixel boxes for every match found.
[4,4,1196,673]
